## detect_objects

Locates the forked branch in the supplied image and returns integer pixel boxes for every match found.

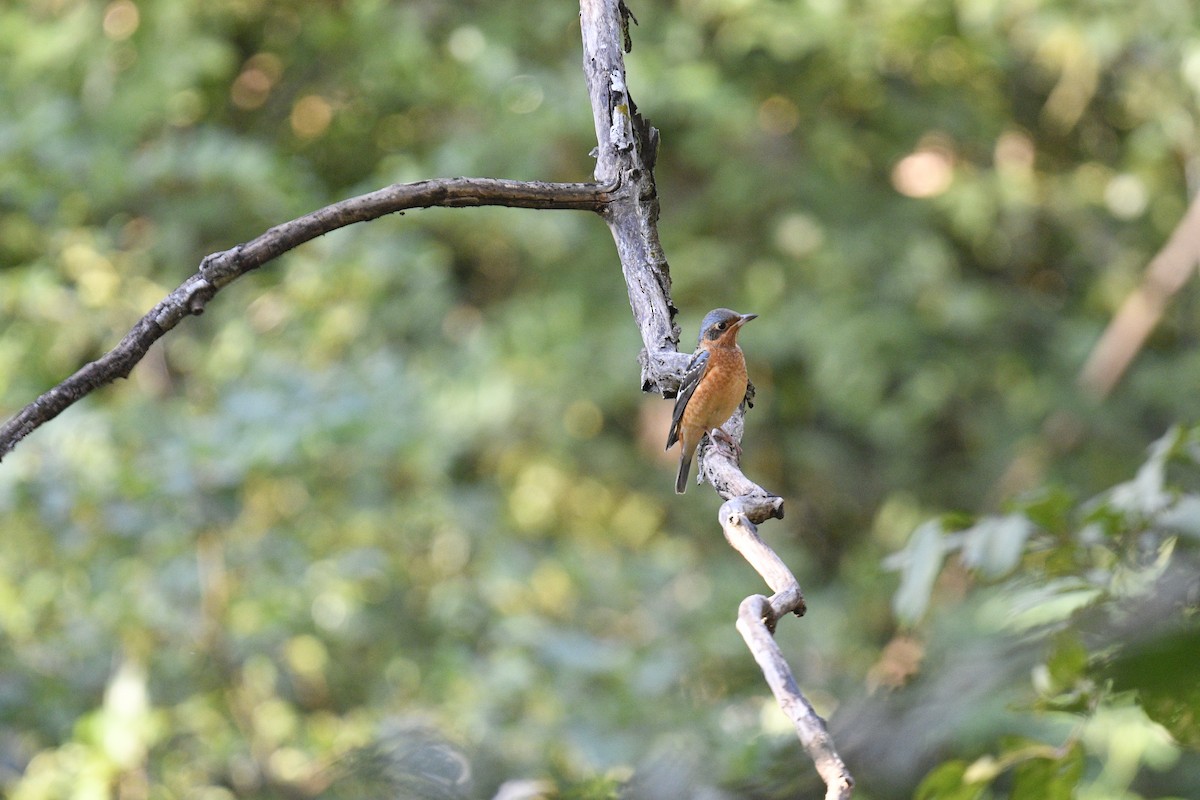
[579,0,853,795]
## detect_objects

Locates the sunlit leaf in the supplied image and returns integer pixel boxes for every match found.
[982,578,1103,632]
[915,760,988,800]
[892,520,948,625]
[1010,741,1083,800]
[959,513,1033,578]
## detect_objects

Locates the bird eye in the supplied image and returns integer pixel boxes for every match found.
[716,322,727,331]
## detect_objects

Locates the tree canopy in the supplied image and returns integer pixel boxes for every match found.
[1,1,1198,798]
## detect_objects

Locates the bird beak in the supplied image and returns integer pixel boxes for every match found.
[735,313,758,327]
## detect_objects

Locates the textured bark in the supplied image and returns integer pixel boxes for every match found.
[579,0,685,392]
[579,1,853,795]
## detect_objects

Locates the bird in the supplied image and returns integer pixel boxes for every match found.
[666,308,757,494]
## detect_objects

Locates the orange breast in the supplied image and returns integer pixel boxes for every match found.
[682,346,748,432]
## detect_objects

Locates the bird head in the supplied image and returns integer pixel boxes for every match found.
[697,308,757,347]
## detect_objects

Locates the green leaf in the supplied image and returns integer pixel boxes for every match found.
[1102,426,1184,518]
[1104,627,1200,748]
[560,776,622,799]
[1045,632,1090,691]
[915,760,988,800]
[959,513,1033,578]
[1019,488,1077,535]
[1010,742,1083,800]
[893,520,948,625]
[1157,495,1200,539]
[982,578,1103,632]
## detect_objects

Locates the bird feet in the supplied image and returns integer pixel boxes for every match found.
[709,426,742,460]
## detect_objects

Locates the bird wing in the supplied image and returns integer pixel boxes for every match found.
[666,349,710,450]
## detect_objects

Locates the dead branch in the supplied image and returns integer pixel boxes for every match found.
[1079,191,1200,396]
[578,0,853,794]
[0,178,611,461]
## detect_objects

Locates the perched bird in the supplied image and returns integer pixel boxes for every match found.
[666,308,757,494]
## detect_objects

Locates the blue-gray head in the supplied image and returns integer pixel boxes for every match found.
[697,308,757,346]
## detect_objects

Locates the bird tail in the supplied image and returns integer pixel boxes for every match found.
[675,451,693,494]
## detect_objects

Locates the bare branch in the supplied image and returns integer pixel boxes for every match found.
[1078,190,1200,396]
[579,0,680,392]
[579,1,853,794]
[0,177,611,461]
[711,425,851,798]
[737,595,854,800]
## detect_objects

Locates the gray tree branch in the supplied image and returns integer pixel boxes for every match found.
[578,0,853,795]
[0,178,610,461]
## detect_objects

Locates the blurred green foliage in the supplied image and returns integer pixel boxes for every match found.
[1,0,1198,798]
[894,426,1200,799]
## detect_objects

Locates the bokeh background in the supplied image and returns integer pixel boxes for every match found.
[2,1,1199,798]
